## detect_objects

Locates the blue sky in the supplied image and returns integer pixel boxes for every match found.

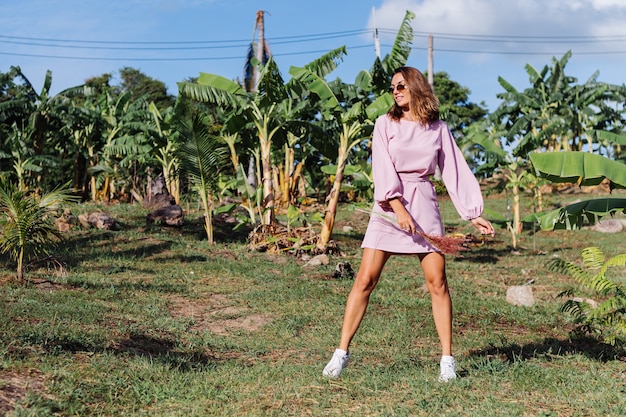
[2,0,626,111]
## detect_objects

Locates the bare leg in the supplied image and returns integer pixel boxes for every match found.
[419,252,452,356]
[337,248,391,351]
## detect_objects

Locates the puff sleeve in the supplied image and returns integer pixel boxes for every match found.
[438,124,484,220]
[371,116,402,208]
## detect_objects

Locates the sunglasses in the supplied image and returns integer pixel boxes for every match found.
[388,83,407,93]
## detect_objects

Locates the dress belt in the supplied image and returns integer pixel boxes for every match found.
[397,172,430,182]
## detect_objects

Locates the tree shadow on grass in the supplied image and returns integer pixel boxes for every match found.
[112,333,221,372]
[59,231,175,269]
[64,276,188,293]
[468,335,625,365]
[452,247,501,264]
[16,332,224,372]
[186,214,252,244]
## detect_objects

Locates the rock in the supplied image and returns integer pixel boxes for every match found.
[306,254,329,267]
[143,173,176,210]
[589,219,623,233]
[55,209,79,232]
[78,212,119,230]
[146,204,184,227]
[332,261,355,279]
[143,192,175,210]
[506,285,535,307]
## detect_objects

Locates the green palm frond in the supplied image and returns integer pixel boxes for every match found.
[548,257,590,282]
[550,246,626,345]
[0,182,76,282]
[175,113,228,193]
[38,182,80,209]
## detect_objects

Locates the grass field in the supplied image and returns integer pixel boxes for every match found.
[1,189,625,416]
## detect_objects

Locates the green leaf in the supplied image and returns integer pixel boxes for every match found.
[365,94,394,120]
[381,10,415,72]
[593,130,626,146]
[289,66,340,111]
[197,73,246,95]
[287,204,299,222]
[321,164,361,176]
[532,198,626,230]
[215,203,237,214]
[301,46,347,79]
[530,151,626,189]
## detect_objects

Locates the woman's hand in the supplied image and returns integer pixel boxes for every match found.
[388,198,416,234]
[471,216,495,236]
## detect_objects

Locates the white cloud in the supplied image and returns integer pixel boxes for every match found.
[589,0,626,10]
[371,0,626,37]
[368,0,626,60]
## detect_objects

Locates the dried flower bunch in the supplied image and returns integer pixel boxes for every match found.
[353,206,469,255]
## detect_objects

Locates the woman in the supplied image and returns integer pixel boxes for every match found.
[322,66,495,382]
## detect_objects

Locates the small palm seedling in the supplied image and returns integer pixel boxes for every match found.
[548,247,626,346]
[175,112,228,244]
[0,181,77,283]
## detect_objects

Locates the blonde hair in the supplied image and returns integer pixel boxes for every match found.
[388,66,440,125]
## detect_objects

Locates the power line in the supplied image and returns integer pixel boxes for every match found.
[0,32,368,51]
[4,28,626,49]
[2,29,626,62]
[0,30,370,47]
[411,30,626,41]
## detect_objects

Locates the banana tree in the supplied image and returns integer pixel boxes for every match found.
[285,10,416,249]
[91,90,157,201]
[0,66,69,191]
[288,66,393,249]
[529,150,626,230]
[150,103,181,203]
[502,160,529,249]
[180,50,338,227]
[492,51,622,157]
[179,58,291,225]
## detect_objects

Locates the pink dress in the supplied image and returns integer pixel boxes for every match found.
[361,115,484,253]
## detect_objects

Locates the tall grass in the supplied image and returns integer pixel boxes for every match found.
[0,193,625,416]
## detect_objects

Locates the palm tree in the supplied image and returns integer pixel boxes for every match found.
[0,181,77,283]
[244,10,271,93]
[175,109,228,244]
[548,247,626,346]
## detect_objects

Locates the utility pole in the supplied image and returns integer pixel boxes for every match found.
[428,34,434,90]
[373,7,381,59]
[428,34,442,181]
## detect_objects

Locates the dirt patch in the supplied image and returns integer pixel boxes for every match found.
[0,369,52,416]
[168,294,273,335]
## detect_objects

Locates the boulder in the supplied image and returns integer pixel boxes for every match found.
[506,285,535,307]
[146,204,184,227]
[78,212,119,230]
[589,219,623,233]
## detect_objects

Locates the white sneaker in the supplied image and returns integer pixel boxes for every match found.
[439,355,457,382]
[322,349,350,378]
